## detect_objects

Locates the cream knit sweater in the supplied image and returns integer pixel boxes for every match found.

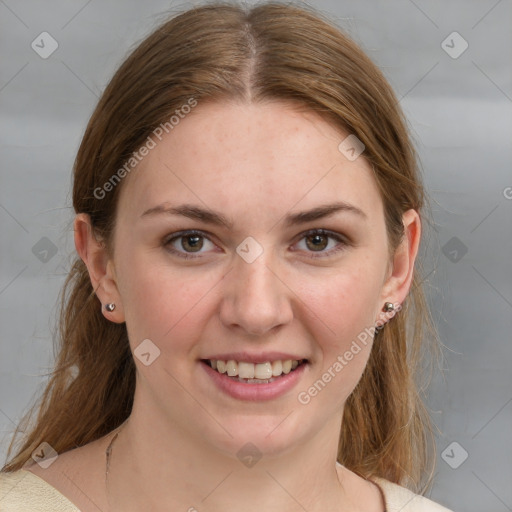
[0,469,454,511]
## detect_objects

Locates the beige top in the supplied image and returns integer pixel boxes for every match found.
[0,469,454,511]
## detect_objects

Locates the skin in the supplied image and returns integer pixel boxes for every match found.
[27,101,420,512]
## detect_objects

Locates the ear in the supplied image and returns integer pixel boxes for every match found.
[377,209,421,322]
[74,213,125,323]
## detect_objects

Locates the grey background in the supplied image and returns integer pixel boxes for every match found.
[1,1,511,511]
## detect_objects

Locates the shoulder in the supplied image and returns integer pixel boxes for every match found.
[371,477,454,512]
[0,469,80,511]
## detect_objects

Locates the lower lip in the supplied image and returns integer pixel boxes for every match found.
[200,361,308,401]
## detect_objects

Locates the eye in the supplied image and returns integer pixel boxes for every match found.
[163,228,349,261]
[163,230,217,259]
[293,229,348,258]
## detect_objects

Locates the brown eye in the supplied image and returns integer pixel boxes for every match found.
[164,230,216,259]
[181,234,203,252]
[305,233,328,251]
[294,229,349,259]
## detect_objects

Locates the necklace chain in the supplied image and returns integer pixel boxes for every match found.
[105,431,119,478]
[104,421,127,511]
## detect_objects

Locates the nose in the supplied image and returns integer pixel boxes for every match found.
[219,251,294,336]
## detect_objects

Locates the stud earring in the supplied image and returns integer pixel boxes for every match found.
[105,303,116,312]
[383,302,394,312]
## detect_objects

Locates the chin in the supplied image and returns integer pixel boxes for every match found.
[204,414,311,464]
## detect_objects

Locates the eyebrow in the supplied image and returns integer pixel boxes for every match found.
[140,201,367,229]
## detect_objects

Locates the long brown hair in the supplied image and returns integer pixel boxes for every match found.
[3,1,440,493]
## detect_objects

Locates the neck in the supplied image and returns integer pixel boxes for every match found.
[104,399,351,512]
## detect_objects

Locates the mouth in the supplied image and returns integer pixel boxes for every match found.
[200,358,308,384]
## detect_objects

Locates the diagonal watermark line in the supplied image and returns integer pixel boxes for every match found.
[471,265,512,309]
[152,273,236,437]
[0,0,29,28]
[396,492,419,512]
[472,470,512,510]
[61,0,93,29]
[412,267,436,292]
[60,469,105,511]
[265,410,294,437]
[162,367,234,438]
[472,0,503,29]
[472,60,512,103]
[0,204,29,233]
[407,0,439,28]
[422,214,440,234]
[162,162,211,210]
[470,204,499,233]
[61,60,99,98]
[264,264,336,336]
[266,164,337,234]
[265,470,309,511]
[397,62,439,104]
[0,266,28,296]
[201,471,233,502]
[162,268,234,338]
[0,62,29,93]
[472,397,512,438]
[0,407,17,426]
[0,470,30,504]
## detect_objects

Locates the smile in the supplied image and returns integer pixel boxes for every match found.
[203,359,307,383]
[200,358,309,401]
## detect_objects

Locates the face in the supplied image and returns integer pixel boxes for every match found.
[98,101,407,460]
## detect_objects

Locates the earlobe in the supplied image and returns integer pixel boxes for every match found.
[73,213,125,323]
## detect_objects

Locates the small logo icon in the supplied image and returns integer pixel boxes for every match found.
[134,339,161,366]
[32,237,58,263]
[441,441,468,469]
[31,442,58,468]
[441,32,468,59]
[442,236,468,263]
[236,236,264,264]
[338,134,365,161]
[236,442,262,468]
[31,32,59,59]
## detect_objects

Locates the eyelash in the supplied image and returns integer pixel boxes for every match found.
[163,229,349,260]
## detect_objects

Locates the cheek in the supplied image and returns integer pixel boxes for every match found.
[297,262,383,344]
[295,268,381,407]
[294,259,383,392]
[115,246,219,351]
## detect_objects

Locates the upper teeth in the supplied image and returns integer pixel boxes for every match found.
[210,359,301,379]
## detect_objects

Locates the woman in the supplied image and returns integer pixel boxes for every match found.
[0,2,453,511]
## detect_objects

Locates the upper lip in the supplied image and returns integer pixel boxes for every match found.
[201,352,308,364]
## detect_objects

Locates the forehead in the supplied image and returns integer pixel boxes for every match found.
[117,101,383,226]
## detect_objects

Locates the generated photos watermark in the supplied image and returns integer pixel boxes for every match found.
[93,97,198,200]
[297,303,402,405]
